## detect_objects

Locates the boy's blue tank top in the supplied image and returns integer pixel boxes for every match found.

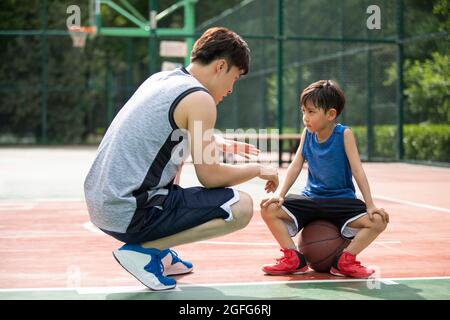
[301,123,356,199]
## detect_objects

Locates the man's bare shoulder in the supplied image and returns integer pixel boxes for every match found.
[174,90,216,129]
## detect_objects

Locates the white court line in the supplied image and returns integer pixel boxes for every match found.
[369,193,450,213]
[3,194,449,213]
[0,204,35,211]
[0,198,84,203]
[82,221,103,234]
[1,276,449,294]
[373,242,421,257]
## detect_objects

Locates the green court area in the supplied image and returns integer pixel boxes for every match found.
[2,278,449,300]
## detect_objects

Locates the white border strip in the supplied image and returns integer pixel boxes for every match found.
[1,276,449,294]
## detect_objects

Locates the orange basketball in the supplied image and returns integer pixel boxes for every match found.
[298,220,350,272]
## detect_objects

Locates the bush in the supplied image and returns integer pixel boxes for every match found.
[352,124,450,162]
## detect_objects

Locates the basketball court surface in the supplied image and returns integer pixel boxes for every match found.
[1,147,449,300]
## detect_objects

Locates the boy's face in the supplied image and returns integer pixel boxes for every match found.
[301,101,336,132]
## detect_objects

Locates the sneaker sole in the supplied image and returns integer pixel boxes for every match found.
[329,268,346,277]
[112,249,176,291]
[161,254,193,276]
[164,265,193,276]
[263,266,310,276]
[330,267,374,279]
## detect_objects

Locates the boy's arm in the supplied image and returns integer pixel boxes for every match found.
[261,128,307,207]
[278,128,307,197]
[183,91,278,188]
[343,128,389,222]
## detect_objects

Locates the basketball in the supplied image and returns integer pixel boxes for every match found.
[298,220,350,272]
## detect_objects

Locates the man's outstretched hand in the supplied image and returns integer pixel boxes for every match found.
[259,165,279,193]
[216,136,260,159]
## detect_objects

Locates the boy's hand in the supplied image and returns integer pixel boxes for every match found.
[367,205,389,223]
[260,196,284,208]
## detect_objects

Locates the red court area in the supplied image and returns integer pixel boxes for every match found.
[1,163,449,289]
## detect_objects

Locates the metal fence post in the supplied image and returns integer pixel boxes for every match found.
[40,0,48,144]
[396,0,405,160]
[277,0,284,165]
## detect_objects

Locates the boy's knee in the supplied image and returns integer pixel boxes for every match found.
[261,203,280,220]
[232,191,253,228]
[372,214,387,233]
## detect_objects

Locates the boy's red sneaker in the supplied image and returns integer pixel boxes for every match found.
[330,251,375,279]
[262,248,309,275]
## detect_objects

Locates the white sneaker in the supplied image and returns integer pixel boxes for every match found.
[113,244,176,290]
[160,249,193,276]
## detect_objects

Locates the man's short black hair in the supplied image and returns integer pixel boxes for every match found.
[191,27,250,75]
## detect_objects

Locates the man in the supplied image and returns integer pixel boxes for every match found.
[84,27,278,290]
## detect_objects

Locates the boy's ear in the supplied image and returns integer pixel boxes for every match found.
[327,108,337,120]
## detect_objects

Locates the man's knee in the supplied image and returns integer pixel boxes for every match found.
[231,191,253,228]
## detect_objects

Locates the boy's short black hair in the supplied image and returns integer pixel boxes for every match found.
[300,80,346,116]
[190,27,250,75]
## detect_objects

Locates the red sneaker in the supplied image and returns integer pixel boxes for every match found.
[330,251,375,279]
[262,248,309,275]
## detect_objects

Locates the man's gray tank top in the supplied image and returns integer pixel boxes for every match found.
[84,68,208,233]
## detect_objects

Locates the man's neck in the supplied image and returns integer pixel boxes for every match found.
[185,63,211,89]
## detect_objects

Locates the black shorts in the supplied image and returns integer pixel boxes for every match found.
[281,194,367,240]
[101,185,239,244]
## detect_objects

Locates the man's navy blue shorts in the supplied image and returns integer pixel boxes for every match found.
[281,194,368,240]
[100,185,239,244]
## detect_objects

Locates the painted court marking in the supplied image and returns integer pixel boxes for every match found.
[1,276,449,295]
[371,194,450,213]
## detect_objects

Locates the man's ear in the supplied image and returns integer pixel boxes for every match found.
[215,59,227,73]
[327,108,337,120]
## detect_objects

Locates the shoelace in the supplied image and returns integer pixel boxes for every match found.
[352,259,370,272]
[145,254,165,276]
[168,249,181,264]
[274,249,291,264]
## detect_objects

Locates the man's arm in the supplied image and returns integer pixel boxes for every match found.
[173,164,183,185]
[178,91,277,188]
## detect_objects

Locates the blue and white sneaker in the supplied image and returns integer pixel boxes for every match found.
[112,244,176,291]
[160,249,193,276]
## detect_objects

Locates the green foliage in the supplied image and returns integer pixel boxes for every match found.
[0,0,449,161]
[385,52,450,123]
[433,0,450,31]
[352,124,450,162]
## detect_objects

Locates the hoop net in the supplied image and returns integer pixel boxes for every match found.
[68,26,96,48]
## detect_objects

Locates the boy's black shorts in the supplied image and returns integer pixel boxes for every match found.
[281,194,368,240]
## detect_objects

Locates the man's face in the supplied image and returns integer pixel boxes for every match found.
[211,61,243,104]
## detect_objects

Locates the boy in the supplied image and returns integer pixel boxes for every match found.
[260,80,389,278]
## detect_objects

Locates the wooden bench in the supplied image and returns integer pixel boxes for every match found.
[218,133,302,166]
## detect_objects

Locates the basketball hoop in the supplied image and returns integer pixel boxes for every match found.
[68,26,96,48]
